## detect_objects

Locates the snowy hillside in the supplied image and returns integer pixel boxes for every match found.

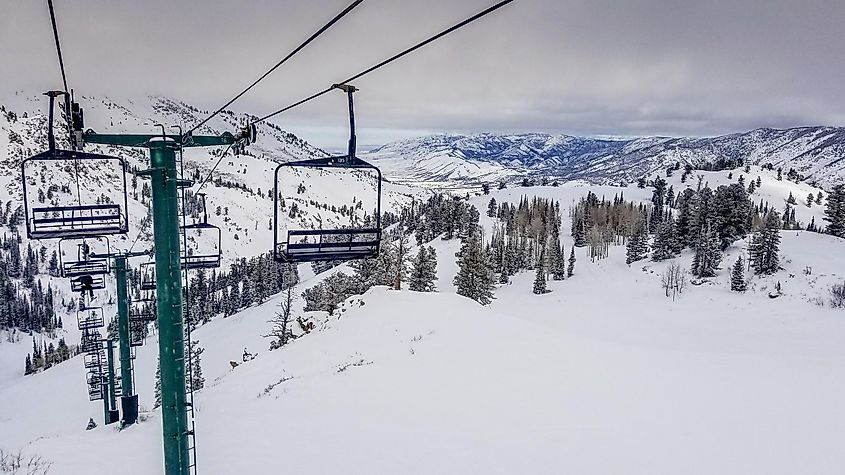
[2,164,844,473]
[365,128,845,188]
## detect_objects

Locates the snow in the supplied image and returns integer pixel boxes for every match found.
[2,167,845,474]
[2,92,845,473]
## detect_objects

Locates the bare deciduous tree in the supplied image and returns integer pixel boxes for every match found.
[661,261,687,301]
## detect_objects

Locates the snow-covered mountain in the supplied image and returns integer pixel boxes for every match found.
[364,128,845,189]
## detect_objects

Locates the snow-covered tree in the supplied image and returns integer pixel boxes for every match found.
[454,228,496,305]
[567,247,576,277]
[730,256,747,292]
[823,184,845,237]
[533,249,549,294]
[487,198,498,218]
[626,227,648,265]
[691,223,722,278]
[189,340,205,391]
[409,246,438,292]
[750,211,781,275]
[154,356,162,409]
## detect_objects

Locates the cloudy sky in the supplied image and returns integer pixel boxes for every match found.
[3,0,845,148]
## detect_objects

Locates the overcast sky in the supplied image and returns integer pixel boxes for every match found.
[3,0,845,149]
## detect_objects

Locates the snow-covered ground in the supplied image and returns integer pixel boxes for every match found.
[1,165,844,474]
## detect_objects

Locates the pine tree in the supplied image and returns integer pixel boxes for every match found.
[691,223,722,278]
[533,249,548,294]
[454,229,496,305]
[24,354,33,375]
[567,247,576,277]
[409,246,438,292]
[154,356,162,409]
[552,242,566,280]
[823,184,845,237]
[652,220,679,261]
[190,341,205,391]
[626,227,648,265]
[730,256,747,291]
[750,211,782,275]
[487,198,498,218]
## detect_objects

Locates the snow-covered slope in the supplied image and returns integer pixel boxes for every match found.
[364,128,845,188]
[2,166,844,474]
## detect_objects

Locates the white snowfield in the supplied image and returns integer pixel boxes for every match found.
[1,169,845,473]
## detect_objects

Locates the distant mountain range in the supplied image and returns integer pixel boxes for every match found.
[363,128,845,189]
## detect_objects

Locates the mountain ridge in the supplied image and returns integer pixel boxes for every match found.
[364,127,845,188]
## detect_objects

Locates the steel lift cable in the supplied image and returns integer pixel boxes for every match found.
[188,0,365,135]
[253,0,514,126]
[194,0,514,195]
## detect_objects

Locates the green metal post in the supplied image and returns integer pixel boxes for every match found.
[101,359,109,424]
[115,255,137,425]
[149,143,191,475]
[106,339,119,424]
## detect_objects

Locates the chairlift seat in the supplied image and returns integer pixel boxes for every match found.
[30,204,124,239]
[140,262,157,290]
[70,274,106,293]
[274,156,383,263]
[63,259,109,277]
[80,334,102,353]
[278,228,380,263]
[77,308,105,330]
[84,352,104,369]
[180,221,222,269]
[21,149,129,240]
[88,386,103,401]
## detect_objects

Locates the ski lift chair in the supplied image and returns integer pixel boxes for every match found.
[129,300,157,323]
[273,84,382,263]
[80,331,103,353]
[83,350,104,369]
[139,262,156,290]
[59,237,111,278]
[70,274,106,293]
[21,149,129,240]
[129,321,146,347]
[180,193,222,269]
[77,306,105,331]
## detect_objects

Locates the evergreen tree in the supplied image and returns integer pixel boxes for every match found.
[190,340,205,391]
[652,220,679,261]
[453,229,496,305]
[691,223,722,278]
[48,250,59,276]
[241,278,254,307]
[24,354,33,375]
[567,247,576,277]
[154,356,162,409]
[626,227,648,265]
[552,242,566,280]
[487,198,498,218]
[750,211,782,275]
[730,256,747,292]
[533,249,548,294]
[409,246,438,292]
[823,184,845,237]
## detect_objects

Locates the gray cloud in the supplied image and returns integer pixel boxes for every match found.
[3,0,844,148]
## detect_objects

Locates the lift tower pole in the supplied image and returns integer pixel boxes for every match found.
[84,131,238,475]
[91,249,152,427]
